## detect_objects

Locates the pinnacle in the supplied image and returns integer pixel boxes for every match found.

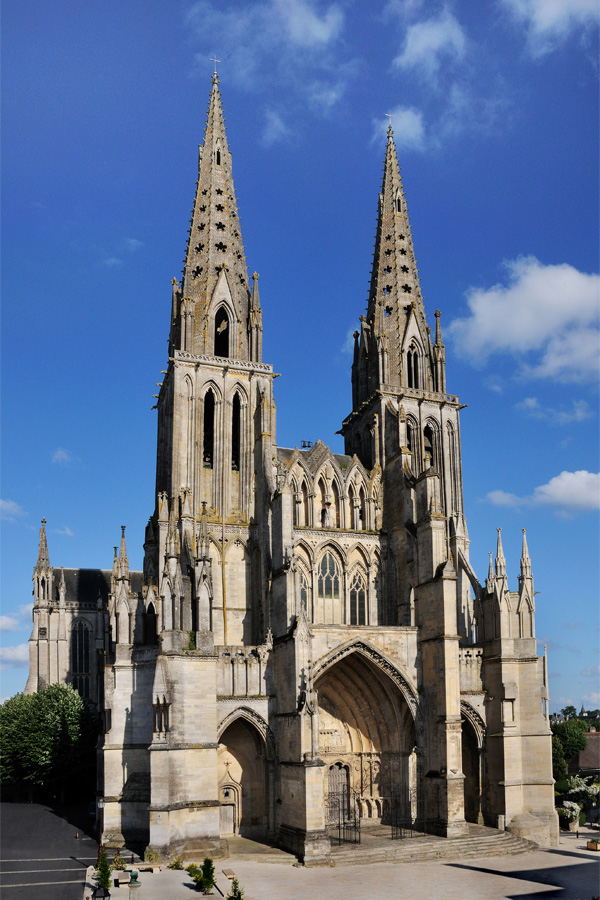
[36,518,50,570]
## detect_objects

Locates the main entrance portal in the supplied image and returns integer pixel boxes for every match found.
[315,648,418,826]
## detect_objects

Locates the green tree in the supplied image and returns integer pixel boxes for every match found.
[96,849,112,890]
[552,734,567,782]
[201,857,215,893]
[226,877,245,900]
[560,705,577,719]
[551,719,587,765]
[0,684,98,800]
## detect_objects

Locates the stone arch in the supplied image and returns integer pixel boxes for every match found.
[315,545,343,624]
[314,641,420,821]
[461,700,485,825]
[217,708,274,838]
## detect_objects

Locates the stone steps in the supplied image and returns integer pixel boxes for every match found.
[329,828,538,866]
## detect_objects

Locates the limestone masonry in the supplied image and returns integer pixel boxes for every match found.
[26,74,558,862]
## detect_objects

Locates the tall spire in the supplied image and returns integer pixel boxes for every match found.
[355,126,434,402]
[174,73,251,359]
[495,528,506,577]
[36,518,50,569]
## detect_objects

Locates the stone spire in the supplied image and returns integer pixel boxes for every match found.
[248,271,263,362]
[433,309,446,393]
[495,528,506,577]
[175,72,251,359]
[118,525,129,579]
[354,126,434,403]
[519,528,531,579]
[36,518,50,569]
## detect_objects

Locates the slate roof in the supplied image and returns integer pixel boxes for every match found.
[51,568,143,606]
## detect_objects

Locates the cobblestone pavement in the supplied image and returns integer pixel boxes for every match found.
[83,831,600,900]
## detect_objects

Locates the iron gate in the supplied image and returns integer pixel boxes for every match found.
[390,786,424,839]
[326,788,361,845]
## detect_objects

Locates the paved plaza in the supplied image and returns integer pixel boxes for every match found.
[2,804,598,900]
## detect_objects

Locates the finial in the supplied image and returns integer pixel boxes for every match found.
[385,113,393,134]
[210,56,220,81]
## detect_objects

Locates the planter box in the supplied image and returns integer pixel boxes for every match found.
[587,841,600,851]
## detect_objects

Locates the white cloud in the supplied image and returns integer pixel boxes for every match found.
[0,617,20,633]
[54,526,74,537]
[103,256,123,268]
[372,106,425,151]
[0,644,29,668]
[516,397,593,424]
[448,256,600,382]
[393,9,466,79]
[487,470,600,513]
[19,604,33,618]
[501,0,599,55]
[125,237,144,252]
[186,0,350,112]
[262,110,292,147]
[582,664,600,677]
[583,692,600,706]
[52,447,77,466]
[0,499,27,523]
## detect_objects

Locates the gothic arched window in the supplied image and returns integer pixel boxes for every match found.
[407,344,420,388]
[144,602,158,644]
[349,570,367,625]
[214,307,229,357]
[203,389,215,468]
[71,620,90,699]
[423,423,439,471]
[318,552,340,601]
[231,393,241,471]
[299,568,310,615]
[395,190,402,214]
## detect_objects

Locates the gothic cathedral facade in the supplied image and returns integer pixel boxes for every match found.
[26,74,558,862]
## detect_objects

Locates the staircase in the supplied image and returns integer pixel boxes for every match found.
[329,823,538,866]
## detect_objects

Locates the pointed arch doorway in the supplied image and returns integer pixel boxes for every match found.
[217,715,271,839]
[315,647,419,828]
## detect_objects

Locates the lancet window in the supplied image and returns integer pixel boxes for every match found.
[71,620,90,700]
[407,344,420,389]
[318,552,340,601]
[349,570,367,625]
[231,393,241,471]
[214,307,229,357]
[203,390,215,468]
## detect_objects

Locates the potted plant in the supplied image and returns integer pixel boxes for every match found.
[587,838,600,851]
[557,800,582,831]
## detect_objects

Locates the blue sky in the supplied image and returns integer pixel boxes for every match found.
[1,0,598,710]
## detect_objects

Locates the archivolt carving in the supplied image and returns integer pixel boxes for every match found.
[313,640,421,724]
[460,700,486,748]
[217,705,275,756]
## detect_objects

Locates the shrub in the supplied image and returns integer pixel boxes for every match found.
[558,800,581,823]
[96,849,112,890]
[201,857,216,893]
[145,846,160,863]
[168,854,185,870]
[227,877,245,899]
[112,851,127,871]
[187,863,203,889]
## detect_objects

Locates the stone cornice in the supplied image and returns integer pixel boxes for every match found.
[173,350,273,374]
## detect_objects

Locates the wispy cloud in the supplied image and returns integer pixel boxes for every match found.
[262,109,292,147]
[0,499,27,523]
[500,0,600,56]
[54,526,74,537]
[0,644,29,668]
[515,397,593,425]
[52,447,78,466]
[0,616,21,633]
[19,604,33,618]
[448,256,600,382]
[487,470,600,513]
[583,692,600,706]
[186,0,355,116]
[582,664,600,677]
[392,9,466,81]
[103,256,123,268]
[372,106,425,151]
[125,237,144,252]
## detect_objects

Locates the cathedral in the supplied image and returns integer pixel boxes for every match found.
[25,74,558,862]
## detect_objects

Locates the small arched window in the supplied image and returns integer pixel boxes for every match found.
[318,552,340,601]
[299,568,310,615]
[231,393,241,471]
[144,602,158,644]
[423,424,437,470]
[407,344,420,388]
[395,190,402,214]
[216,148,221,166]
[349,571,367,625]
[71,620,90,699]
[203,389,215,468]
[214,307,229,357]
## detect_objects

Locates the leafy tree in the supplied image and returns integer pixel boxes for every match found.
[552,734,567,782]
[551,719,587,764]
[0,684,98,800]
[560,705,577,719]
[96,849,112,890]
